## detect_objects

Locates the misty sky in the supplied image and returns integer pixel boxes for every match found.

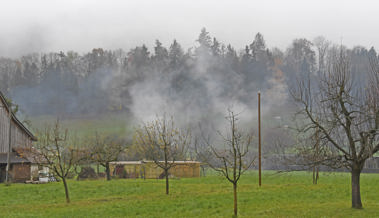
[1,0,379,57]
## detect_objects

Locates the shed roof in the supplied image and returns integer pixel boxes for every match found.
[109,161,142,165]
[0,152,30,164]
[13,147,46,164]
[143,160,201,164]
[110,160,201,165]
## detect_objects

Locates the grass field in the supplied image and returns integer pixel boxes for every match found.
[29,112,133,138]
[0,171,378,218]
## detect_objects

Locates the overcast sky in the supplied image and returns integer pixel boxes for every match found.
[1,0,378,57]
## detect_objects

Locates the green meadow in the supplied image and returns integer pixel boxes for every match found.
[29,113,133,138]
[0,171,378,218]
[18,115,379,217]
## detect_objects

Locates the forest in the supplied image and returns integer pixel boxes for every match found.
[0,28,376,124]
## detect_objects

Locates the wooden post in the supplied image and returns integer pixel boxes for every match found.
[258,92,262,187]
[313,119,320,184]
[5,108,11,183]
[315,123,319,183]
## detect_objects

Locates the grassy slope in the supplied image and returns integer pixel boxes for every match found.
[0,171,378,218]
[29,112,133,138]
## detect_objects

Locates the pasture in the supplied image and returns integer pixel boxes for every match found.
[0,171,378,217]
[29,112,133,138]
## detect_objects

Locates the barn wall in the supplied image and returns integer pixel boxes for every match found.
[110,162,201,179]
[144,162,163,178]
[11,163,31,182]
[142,162,201,178]
[171,163,200,178]
[110,164,144,178]
[0,103,11,153]
[0,99,33,153]
[10,120,33,149]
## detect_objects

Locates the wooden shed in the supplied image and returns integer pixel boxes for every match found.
[109,160,201,179]
[0,91,38,183]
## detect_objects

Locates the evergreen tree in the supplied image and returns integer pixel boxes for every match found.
[250,32,266,61]
[368,46,377,60]
[225,44,239,72]
[169,40,184,70]
[153,40,169,72]
[285,38,316,76]
[211,37,221,56]
[196,27,212,56]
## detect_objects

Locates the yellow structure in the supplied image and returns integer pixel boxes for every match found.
[109,161,201,179]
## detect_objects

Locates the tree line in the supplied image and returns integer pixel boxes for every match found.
[0,28,377,118]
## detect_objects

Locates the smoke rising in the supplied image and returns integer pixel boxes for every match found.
[1,30,376,158]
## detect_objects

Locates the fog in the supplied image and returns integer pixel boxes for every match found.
[0,0,378,170]
[1,0,379,57]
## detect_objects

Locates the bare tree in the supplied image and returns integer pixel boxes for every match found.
[33,120,78,203]
[196,110,255,216]
[89,133,127,181]
[286,125,322,184]
[313,36,330,75]
[71,146,93,181]
[290,49,379,209]
[134,115,190,194]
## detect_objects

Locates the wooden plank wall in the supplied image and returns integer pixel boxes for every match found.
[110,162,201,179]
[0,101,10,153]
[11,121,33,149]
[0,99,32,153]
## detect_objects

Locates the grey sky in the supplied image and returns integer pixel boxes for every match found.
[1,0,378,57]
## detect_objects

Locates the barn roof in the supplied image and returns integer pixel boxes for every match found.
[13,147,46,164]
[0,91,37,141]
[0,152,30,164]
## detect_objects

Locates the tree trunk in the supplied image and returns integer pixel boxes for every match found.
[316,166,319,183]
[233,183,238,216]
[105,162,111,181]
[143,166,146,180]
[165,169,169,195]
[62,177,70,203]
[313,166,319,184]
[351,168,362,209]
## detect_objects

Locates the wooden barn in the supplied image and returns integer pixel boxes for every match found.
[0,91,38,183]
[109,160,201,179]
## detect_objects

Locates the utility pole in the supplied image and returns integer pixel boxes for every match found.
[258,92,262,187]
